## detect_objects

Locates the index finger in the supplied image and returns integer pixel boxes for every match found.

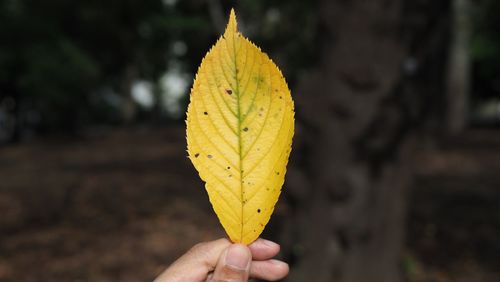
[248,238,281,261]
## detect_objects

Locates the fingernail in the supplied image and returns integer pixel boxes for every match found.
[225,244,250,270]
[260,238,279,248]
[269,259,287,265]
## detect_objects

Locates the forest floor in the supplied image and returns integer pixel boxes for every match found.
[408,129,500,282]
[0,127,499,282]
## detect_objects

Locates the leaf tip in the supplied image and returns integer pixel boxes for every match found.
[225,8,238,36]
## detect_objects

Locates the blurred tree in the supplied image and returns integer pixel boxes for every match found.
[446,0,471,134]
[280,1,451,281]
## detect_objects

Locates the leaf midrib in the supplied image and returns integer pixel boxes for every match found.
[230,32,244,241]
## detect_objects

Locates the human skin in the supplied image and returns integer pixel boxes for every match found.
[153,238,289,282]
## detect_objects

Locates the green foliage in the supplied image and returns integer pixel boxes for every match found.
[0,0,211,132]
[0,0,315,135]
[471,0,500,94]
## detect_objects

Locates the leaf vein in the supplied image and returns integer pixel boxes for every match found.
[241,64,274,160]
[190,103,239,170]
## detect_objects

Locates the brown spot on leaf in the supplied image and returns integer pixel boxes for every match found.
[207,154,213,159]
[226,89,233,95]
[243,127,248,132]
[194,153,200,158]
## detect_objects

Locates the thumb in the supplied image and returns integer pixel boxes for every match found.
[154,239,231,282]
[210,244,251,282]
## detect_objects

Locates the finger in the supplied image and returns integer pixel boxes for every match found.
[249,259,289,281]
[210,244,251,282]
[248,238,280,261]
[154,238,231,282]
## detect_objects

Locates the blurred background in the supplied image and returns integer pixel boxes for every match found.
[0,0,499,281]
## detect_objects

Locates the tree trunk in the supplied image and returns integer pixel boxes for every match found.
[446,0,471,134]
[280,0,451,281]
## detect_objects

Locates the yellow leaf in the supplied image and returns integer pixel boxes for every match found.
[186,9,294,244]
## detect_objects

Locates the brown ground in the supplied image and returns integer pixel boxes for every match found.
[0,127,499,281]
[0,127,224,282]
[408,130,500,282]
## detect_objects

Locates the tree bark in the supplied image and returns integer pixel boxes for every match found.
[446,0,471,134]
[281,0,450,281]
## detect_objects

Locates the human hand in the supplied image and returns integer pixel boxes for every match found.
[153,238,289,282]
